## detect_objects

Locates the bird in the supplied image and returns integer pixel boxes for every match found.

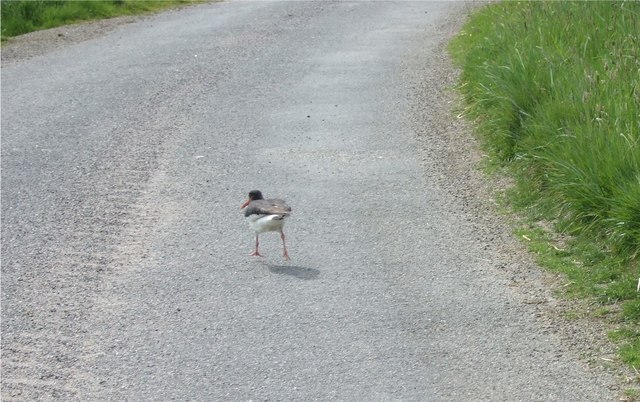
[240,190,291,260]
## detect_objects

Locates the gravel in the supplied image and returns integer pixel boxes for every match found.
[1,1,632,400]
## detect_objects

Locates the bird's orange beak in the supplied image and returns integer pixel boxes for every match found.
[240,199,250,209]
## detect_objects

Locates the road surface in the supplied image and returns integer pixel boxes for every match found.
[1,1,617,400]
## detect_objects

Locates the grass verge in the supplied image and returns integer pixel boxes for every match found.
[449,1,640,371]
[1,0,204,41]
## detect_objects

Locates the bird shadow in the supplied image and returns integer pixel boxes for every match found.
[267,264,320,280]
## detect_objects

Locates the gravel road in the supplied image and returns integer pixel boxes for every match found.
[1,1,621,400]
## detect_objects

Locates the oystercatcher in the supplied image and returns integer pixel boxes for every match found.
[241,190,291,260]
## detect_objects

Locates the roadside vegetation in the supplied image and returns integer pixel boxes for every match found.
[449,1,640,371]
[1,0,203,41]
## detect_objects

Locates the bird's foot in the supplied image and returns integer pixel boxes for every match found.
[283,252,290,261]
[250,250,264,257]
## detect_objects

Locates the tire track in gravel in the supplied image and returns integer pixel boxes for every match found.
[2,129,156,400]
[1,74,201,400]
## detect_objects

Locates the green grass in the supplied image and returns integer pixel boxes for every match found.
[624,388,640,402]
[449,1,640,367]
[1,0,204,41]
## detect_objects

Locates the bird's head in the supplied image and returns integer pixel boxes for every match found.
[241,190,264,209]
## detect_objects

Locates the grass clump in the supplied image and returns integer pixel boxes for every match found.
[449,1,640,366]
[1,0,202,41]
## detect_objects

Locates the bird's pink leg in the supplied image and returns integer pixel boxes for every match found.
[250,233,263,257]
[281,231,290,261]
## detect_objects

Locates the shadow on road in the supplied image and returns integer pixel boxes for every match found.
[268,264,320,280]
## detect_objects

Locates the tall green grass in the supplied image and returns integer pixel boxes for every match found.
[1,0,201,40]
[450,1,640,266]
[450,1,640,367]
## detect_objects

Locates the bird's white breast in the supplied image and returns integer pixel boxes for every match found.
[246,214,286,233]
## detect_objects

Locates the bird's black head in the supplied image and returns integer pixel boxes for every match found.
[248,190,264,200]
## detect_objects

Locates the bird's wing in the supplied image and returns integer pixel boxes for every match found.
[264,199,291,215]
[246,199,291,216]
